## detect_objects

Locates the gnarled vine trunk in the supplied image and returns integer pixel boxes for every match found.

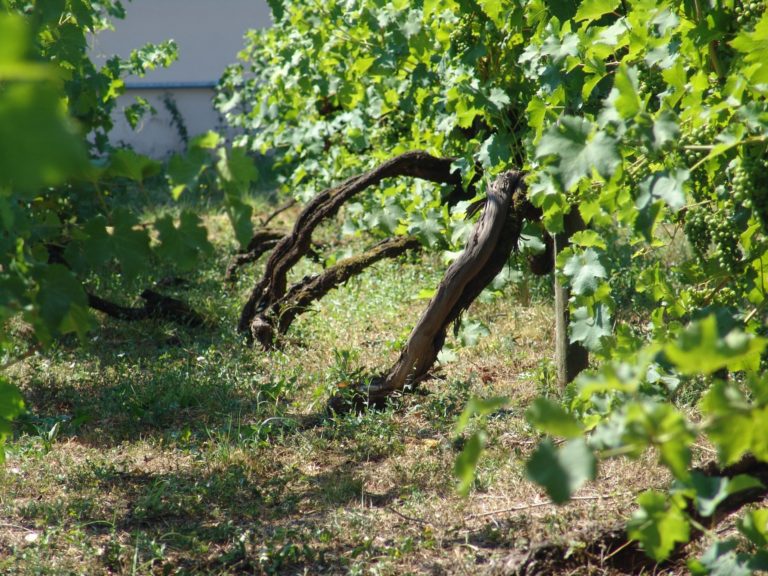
[237,151,465,338]
[329,170,539,411]
[251,236,422,347]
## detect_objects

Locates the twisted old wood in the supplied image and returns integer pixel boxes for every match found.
[237,151,464,337]
[329,170,538,411]
[251,236,422,348]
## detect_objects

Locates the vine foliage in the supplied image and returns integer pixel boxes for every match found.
[218,0,768,569]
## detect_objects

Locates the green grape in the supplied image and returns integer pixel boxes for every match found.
[638,65,666,112]
[734,0,765,29]
[683,206,712,259]
[450,9,479,56]
[731,153,768,231]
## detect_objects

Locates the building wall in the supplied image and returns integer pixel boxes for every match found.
[89,0,272,158]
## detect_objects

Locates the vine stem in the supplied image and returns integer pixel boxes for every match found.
[690,135,768,174]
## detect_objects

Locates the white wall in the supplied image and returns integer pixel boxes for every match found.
[90,0,272,157]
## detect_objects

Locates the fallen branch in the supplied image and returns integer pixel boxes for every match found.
[238,151,465,336]
[87,290,206,328]
[251,236,422,347]
[328,170,539,411]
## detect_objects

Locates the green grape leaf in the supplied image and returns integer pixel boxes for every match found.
[731,13,768,83]
[628,490,690,561]
[664,316,767,375]
[217,146,258,188]
[575,0,619,23]
[611,65,641,119]
[66,215,112,272]
[155,211,213,271]
[569,230,607,250]
[111,208,152,280]
[0,83,87,192]
[738,509,768,548]
[226,200,254,249]
[526,438,597,504]
[527,171,568,232]
[638,169,688,211]
[526,398,583,438]
[536,116,619,191]
[563,248,607,295]
[408,210,445,247]
[544,0,579,21]
[540,28,580,63]
[379,203,406,235]
[107,148,161,184]
[689,540,757,576]
[454,431,485,496]
[477,131,515,172]
[476,0,505,27]
[570,304,611,350]
[167,147,210,200]
[35,264,91,339]
[691,473,764,517]
[651,111,680,151]
[455,396,509,434]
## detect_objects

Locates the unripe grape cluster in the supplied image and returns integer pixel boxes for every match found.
[680,124,717,170]
[710,196,742,272]
[450,17,474,54]
[638,65,666,112]
[735,0,765,29]
[678,124,766,274]
[683,207,711,259]
[732,154,768,231]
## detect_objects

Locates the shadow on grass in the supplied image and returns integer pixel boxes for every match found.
[51,454,399,574]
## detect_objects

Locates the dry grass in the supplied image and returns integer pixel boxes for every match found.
[0,210,679,575]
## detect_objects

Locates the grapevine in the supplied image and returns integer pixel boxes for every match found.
[2,0,768,571]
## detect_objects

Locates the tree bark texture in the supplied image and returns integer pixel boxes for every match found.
[328,170,538,411]
[237,151,463,336]
[554,209,589,387]
[251,236,422,347]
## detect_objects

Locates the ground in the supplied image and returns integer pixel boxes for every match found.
[0,207,709,575]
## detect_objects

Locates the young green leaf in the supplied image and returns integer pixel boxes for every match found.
[454,431,485,496]
[562,248,607,295]
[627,490,690,561]
[525,438,597,504]
[536,116,619,190]
[526,398,583,438]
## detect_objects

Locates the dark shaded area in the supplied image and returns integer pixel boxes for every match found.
[88,290,206,327]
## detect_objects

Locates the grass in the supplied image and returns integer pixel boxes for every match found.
[0,205,675,575]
